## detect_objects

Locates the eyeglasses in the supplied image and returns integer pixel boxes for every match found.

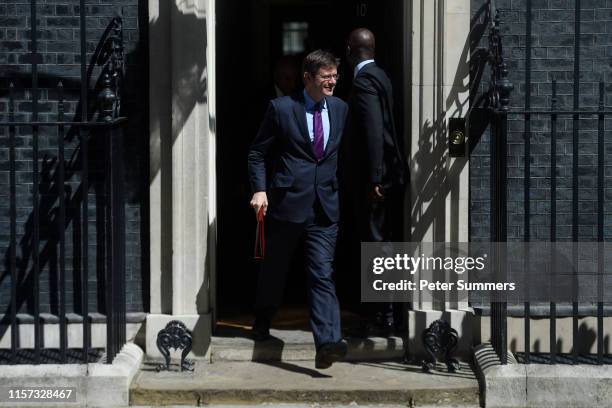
[316,73,340,81]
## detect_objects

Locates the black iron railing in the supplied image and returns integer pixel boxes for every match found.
[0,1,126,365]
[483,0,611,365]
[484,3,512,365]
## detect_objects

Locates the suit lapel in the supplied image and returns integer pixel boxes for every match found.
[292,96,316,158]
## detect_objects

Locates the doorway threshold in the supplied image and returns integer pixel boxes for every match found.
[211,326,407,363]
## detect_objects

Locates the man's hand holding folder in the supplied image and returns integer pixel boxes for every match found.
[250,192,268,259]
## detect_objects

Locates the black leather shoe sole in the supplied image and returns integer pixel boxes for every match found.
[315,341,348,369]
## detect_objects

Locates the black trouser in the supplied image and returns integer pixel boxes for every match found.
[255,200,341,348]
[361,184,404,325]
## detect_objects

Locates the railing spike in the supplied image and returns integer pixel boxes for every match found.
[58,81,64,120]
[9,82,14,114]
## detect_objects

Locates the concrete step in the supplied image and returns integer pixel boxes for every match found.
[132,405,478,408]
[133,402,480,408]
[211,327,406,362]
[130,360,480,406]
[133,405,478,408]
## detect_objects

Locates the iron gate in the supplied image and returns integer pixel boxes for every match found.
[0,1,126,364]
[481,0,612,365]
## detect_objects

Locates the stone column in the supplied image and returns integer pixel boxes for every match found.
[406,0,473,358]
[147,0,215,359]
[149,0,172,318]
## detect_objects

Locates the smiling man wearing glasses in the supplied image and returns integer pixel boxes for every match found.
[248,50,349,369]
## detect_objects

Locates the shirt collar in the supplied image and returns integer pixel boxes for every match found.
[274,84,284,98]
[354,59,375,78]
[303,89,327,111]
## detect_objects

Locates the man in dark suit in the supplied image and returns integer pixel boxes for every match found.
[345,28,407,336]
[248,50,348,369]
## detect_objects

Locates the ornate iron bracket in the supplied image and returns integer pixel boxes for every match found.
[156,320,194,372]
[94,17,124,122]
[421,320,459,373]
[485,8,513,113]
[107,17,124,119]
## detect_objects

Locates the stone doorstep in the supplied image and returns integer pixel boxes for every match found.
[130,360,480,407]
[474,343,612,408]
[211,329,407,362]
[0,343,144,408]
[210,309,474,363]
[133,405,475,408]
[130,388,480,406]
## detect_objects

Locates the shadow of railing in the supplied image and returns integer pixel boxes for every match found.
[409,1,492,244]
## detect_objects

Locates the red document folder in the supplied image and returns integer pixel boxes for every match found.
[254,207,265,259]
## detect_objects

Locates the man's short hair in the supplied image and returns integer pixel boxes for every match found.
[302,50,339,76]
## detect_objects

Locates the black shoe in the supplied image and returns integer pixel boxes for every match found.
[251,318,270,341]
[315,341,348,369]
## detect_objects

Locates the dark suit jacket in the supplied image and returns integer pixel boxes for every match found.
[347,62,406,186]
[248,92,349,223]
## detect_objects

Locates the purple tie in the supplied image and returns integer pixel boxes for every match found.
[313,102,324,160]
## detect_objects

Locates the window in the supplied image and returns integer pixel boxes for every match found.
[282,22,308,55]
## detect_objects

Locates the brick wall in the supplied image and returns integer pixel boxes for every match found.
[0,0,148,315]
[470,0,612,242]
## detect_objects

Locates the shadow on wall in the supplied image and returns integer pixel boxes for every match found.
[148,0,211,314]
[409,3,490,243]
[148,0,208,157]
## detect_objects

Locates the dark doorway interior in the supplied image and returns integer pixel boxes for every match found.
[215,0,405,331]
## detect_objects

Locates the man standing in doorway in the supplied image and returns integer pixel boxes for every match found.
[272,55,301,98]
[345,28,407,336]
[248,50,348,369]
